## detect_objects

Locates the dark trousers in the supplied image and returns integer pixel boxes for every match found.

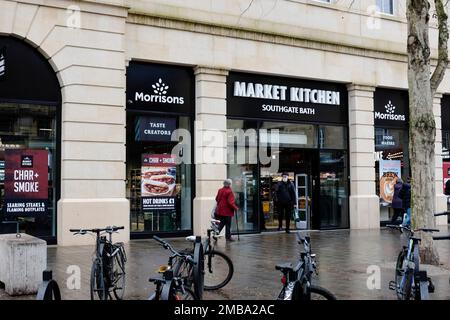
[217,215,232,239]
[391,208,404,224]
[277,203,292,231]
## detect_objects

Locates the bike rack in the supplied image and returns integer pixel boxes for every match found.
[36,270,62,300]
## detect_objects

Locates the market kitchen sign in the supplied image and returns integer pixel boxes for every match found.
[227,72,348,124]
[4,149,48,216]
[126,62,193,113]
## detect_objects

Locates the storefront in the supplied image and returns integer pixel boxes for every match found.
[126,62,194,238]
[226,72,349,232]
[442,95,450,207]
[374,88,410,224]
[0,36,61,243]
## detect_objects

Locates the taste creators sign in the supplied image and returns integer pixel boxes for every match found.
[135,116,176,142]
[4,149,48,215]
[227,72,348,124]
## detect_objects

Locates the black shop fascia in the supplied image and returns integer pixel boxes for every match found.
[227,72,348,124]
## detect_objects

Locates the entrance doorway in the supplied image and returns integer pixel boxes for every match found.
[260,148,318,231]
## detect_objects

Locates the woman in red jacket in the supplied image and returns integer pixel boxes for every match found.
[215,179,239,241]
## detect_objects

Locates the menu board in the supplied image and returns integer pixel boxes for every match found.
[4,149,48,215]
[141,154,177,211]
[379,160,401,204]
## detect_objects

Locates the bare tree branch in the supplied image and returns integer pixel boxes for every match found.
[430,0,449,94]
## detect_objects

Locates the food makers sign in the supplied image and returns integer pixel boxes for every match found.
[227,72,348,124]
[4,149,48,216]
[126,62,193,113]
[141,154,177,211]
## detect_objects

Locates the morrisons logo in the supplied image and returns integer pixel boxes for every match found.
[375,100,406,121]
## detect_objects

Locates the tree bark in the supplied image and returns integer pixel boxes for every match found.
[407,0,448,265]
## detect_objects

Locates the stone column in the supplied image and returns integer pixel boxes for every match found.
[433,93,448,225]
[347,85,380,229]
[193,67,229,236]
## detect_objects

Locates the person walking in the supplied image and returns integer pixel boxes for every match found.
[391,177,404,225]
[215,179,239,241]
[399,177,411,227]
[274,172,296,233]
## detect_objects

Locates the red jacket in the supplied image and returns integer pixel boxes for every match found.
[215,186,238,217]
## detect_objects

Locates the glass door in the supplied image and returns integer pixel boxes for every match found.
[295,174,309,229]
[318,151,349,229]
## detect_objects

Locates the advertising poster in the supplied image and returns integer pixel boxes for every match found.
[4,149,48,215]
[141,154,177,211]
[379,160,401,204]
[443,162,450,195]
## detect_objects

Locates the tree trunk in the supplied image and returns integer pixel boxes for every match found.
[407,0,439,265]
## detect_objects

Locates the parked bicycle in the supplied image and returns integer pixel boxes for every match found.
[149,235,198,300]
[70,226,126,300]
[275,233,336,300]
[172,235,205,299]
[387,224,439,300]
[201,219,234,290]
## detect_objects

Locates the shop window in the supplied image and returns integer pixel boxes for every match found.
[0,103,57,237]
[319,126,347,149]
[126,114,192,234]
[227,119,259,233]
[260,122,317,149]
[375,127,410,222]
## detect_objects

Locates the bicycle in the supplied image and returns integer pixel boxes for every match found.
[275,233,336,300]
[172,235,205,299]
[149,235,198,300]
[201,219,234,290]
[70,226,126,300]
[387,224,439,300]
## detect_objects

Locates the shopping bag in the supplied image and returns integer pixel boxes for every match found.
[293,206,300,222]
[210,203,218,219]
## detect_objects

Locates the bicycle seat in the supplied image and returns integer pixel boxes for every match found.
[148,277,166,284]
[275,263,293,273]
[185,236,196,242]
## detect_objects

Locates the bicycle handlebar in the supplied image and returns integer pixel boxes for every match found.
[434,211,450,217]
[70,226,124,234]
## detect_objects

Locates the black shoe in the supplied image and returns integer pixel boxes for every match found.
[277,227,282,231]
[286,229,291,234]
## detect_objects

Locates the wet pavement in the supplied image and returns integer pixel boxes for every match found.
[2,227,450,300]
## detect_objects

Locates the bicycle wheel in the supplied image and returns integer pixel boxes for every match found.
[90,260,107,300]
[204,250,233,290]
[394,247,407,300]
[112,246,126,300]
[173,287,198,300]
[173,257,194,288]
[309,285,337,300]
[399,269,414,300]
[193,240,205,299]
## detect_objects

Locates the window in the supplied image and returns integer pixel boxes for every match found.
[376,0,394,15]
[126,114,192,234]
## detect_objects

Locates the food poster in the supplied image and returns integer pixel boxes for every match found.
[141,154,177,211]
[4,149,48,215]
[379,159,401,204]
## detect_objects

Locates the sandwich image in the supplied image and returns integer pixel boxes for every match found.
[143,179,171,195]
[149,174,175,185]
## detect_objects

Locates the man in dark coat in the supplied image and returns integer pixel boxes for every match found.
[399,177,411,227]
[391,177,404,224]
[215,179,239,241]
[274,172,296,233]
